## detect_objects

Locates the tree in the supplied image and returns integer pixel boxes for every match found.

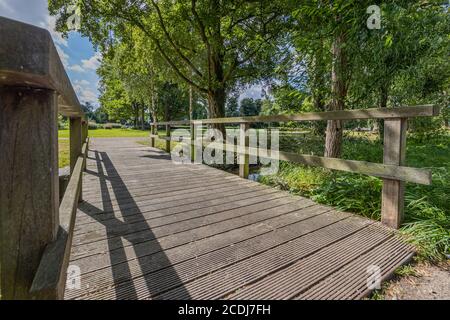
[49,0,294,134]
[225,95,239,117]
[240,98,262,117]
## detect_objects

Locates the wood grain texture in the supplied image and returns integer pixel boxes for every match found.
[239,123,249,178]
[0,87,59,299]
[30,143,87,299]
[153,105,438,126]
[381,119,407,229]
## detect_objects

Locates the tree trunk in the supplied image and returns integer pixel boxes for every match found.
[134,104,139,128]
[378,85,389,142]
[207,87,226,137]
[164,101,170,122]
[141,104,145,130]
[189,85,193,121]
[324,31,347,158]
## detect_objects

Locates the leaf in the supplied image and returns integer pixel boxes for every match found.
[385,34,393,47]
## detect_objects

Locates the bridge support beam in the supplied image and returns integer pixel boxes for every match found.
[0,87,59,299]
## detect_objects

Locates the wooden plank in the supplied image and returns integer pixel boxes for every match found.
[152,105,438,126]
[381,119,407,228]
[68,207,344,299]
[155,217,381,300]
[30,152,85,299]
[70,200,319,275]
[296,236,414,299]
[0,87,59,299]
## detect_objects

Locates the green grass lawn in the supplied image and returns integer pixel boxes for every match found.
[58,128,149,138]
[58,128,149,168]
[58,139,70,168]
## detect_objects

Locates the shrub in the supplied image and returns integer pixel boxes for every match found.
[103,123,113,129]
[88,122,98,130]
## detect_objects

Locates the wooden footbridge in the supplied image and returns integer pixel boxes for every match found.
[0,17,440,300]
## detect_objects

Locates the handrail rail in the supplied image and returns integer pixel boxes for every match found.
[0,16,84,117]
[29,139,89,299]
[152,105,439,126]
[205,142,431,185]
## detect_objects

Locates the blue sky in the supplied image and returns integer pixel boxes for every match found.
[0,0,262,108]
[0,0,101,106]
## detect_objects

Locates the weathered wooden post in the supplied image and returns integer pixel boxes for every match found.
[239,123,250,179]
[166,124,171,153]
[81,118,88,171]
[70,117,83,202]
[0,17,85,299]
[190,123,196,163]
[381,118,407,229]
[150,124,156,148]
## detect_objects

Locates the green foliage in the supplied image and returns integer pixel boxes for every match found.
[226,96,239,117]
[240,98,262,117]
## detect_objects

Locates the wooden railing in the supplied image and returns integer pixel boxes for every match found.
[150,105,439,229]
[0,17,88,299]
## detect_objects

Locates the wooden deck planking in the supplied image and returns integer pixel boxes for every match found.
[65,138,414,300]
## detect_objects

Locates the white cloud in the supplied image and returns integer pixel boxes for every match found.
[68,64,85,73]
[74,81,98,105]
[68,52,102,73]
[75,79,90,86]
[81,52,102,71]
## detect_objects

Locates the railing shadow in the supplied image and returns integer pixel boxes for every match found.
[79,149,190,299]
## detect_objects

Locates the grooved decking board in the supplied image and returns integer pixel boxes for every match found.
[65,138,415,300]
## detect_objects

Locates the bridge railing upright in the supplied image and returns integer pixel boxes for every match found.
[0,17,89,299]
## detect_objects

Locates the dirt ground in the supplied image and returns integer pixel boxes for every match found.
[383,261,450,300]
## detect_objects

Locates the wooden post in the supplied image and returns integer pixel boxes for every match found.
[0,87,59,299]
[190,123,196,163]
[70,117,82,202]
[166,124,171,153]
[150,124,156,148]
[81,119,88,171]
[239,123,250,179]
[381,118,407,229]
